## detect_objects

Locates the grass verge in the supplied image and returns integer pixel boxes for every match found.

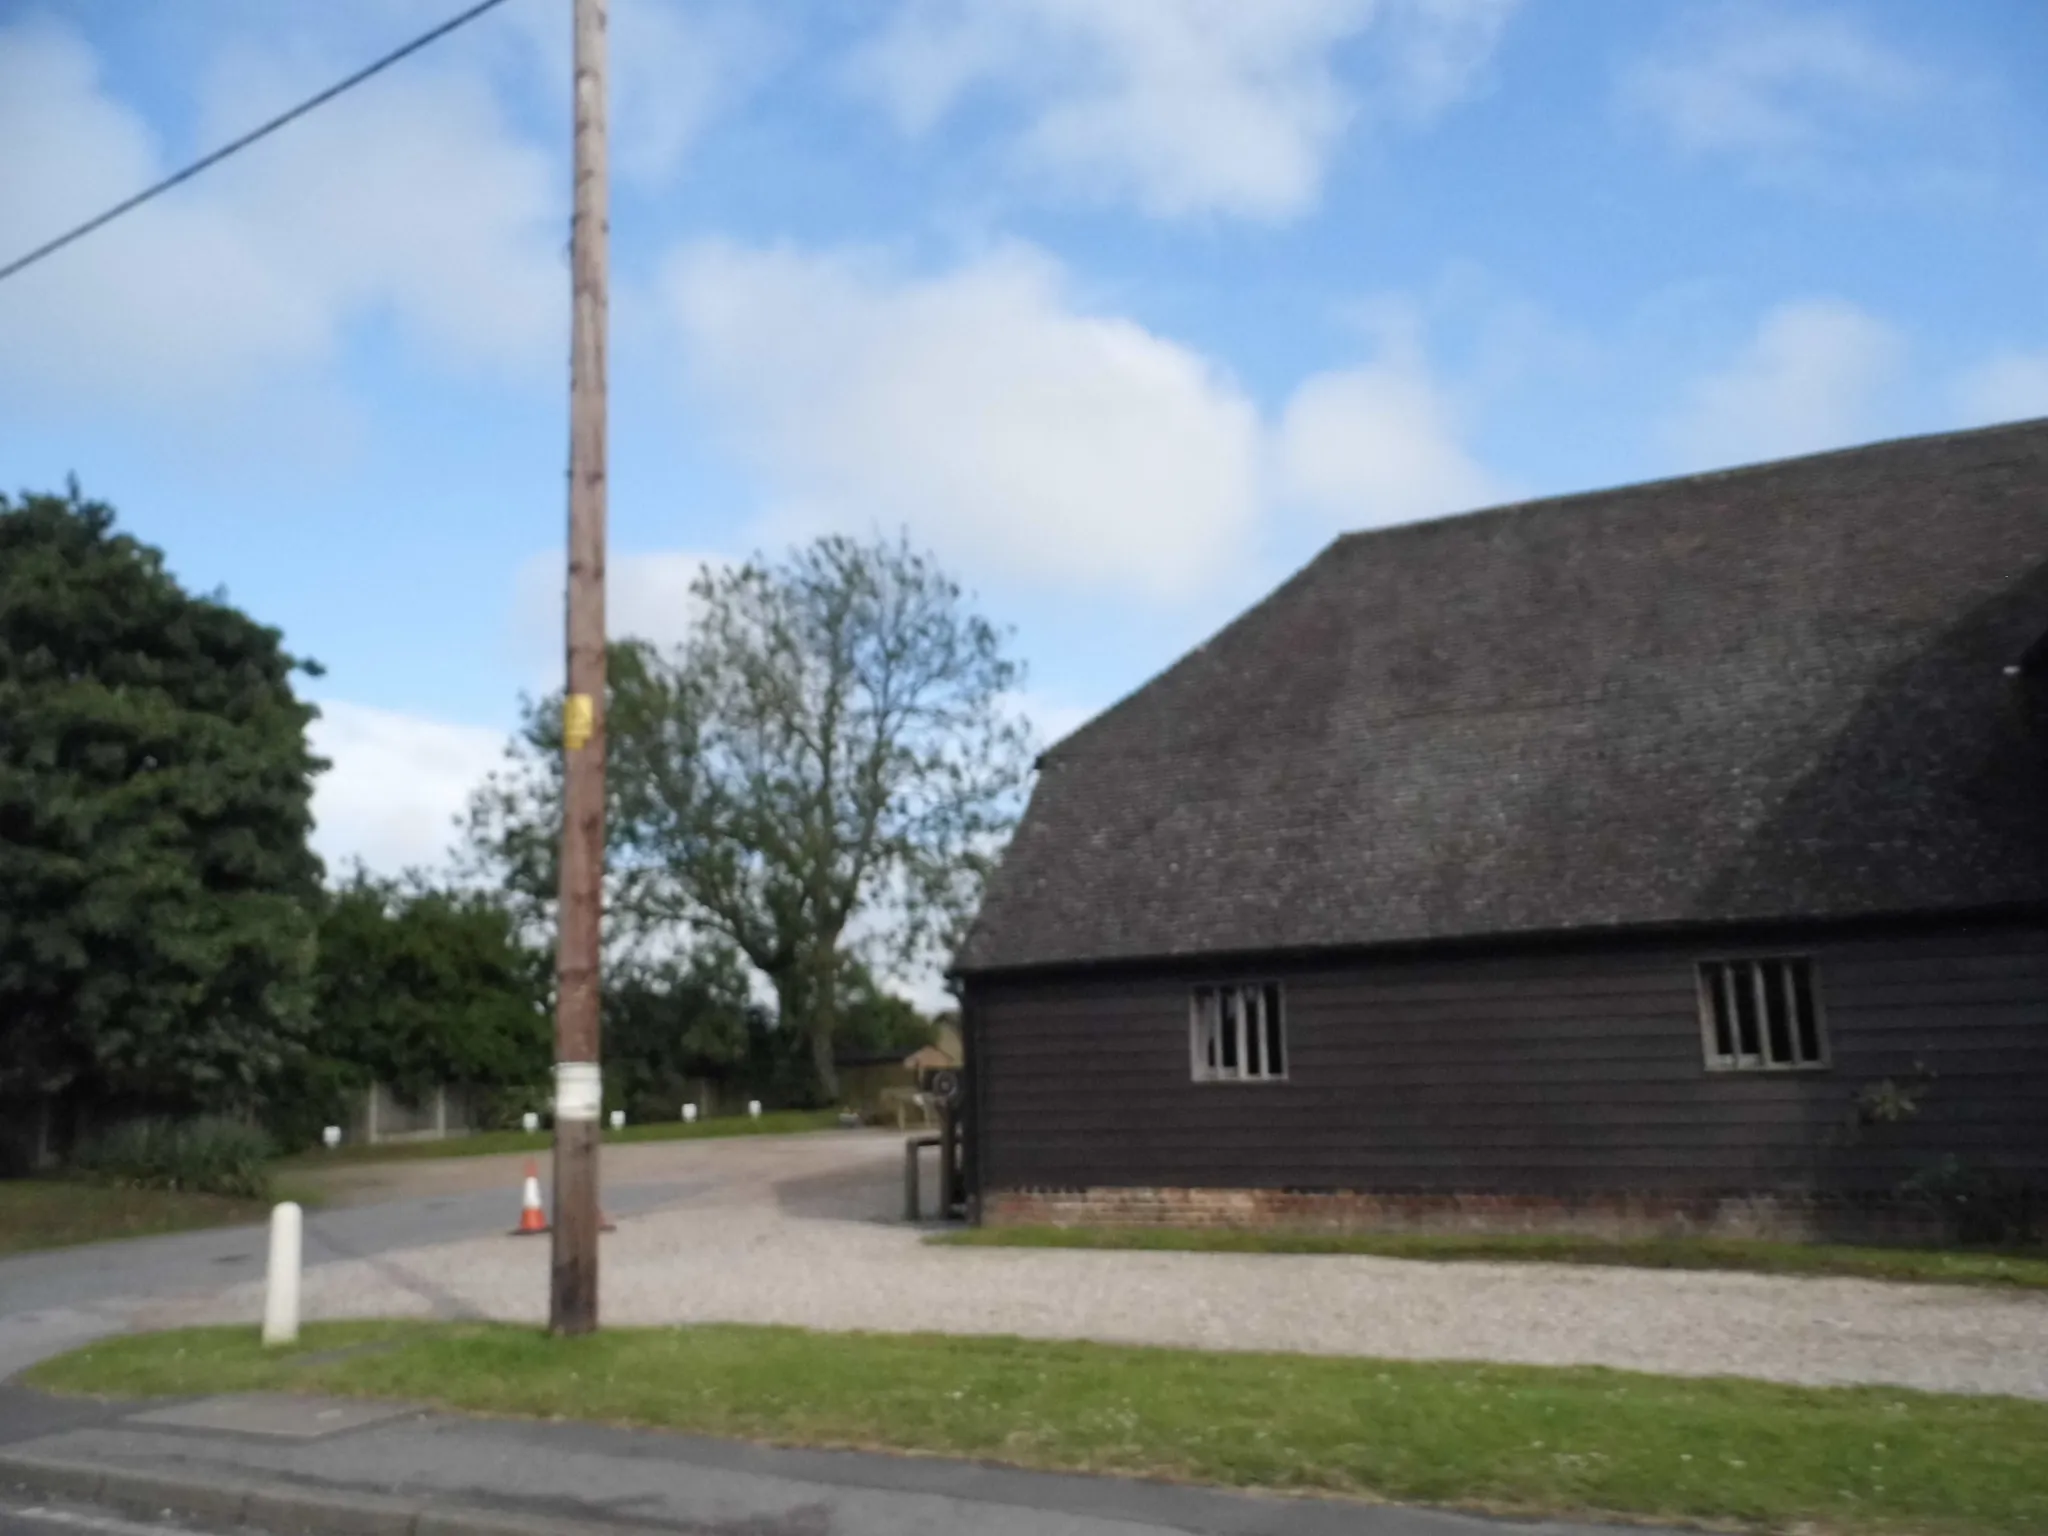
[936,1226,2048,1291]
[29,1321,2048,1535]
[0,1180,272,1256]
[276,1109,846,1167]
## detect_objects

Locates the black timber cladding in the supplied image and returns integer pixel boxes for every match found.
[956,417,2048,976]
[969,917,2048,1199]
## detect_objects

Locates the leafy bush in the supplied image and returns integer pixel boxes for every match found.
[1903,1156,2042,1247]
[261,1053,361,1155]
[312,873,550,1101]
[469,1082,554,1132]
[72,1117,274,1199]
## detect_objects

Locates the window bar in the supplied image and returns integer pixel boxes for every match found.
[1753,961,1779,1067]
[1778,962,1800,1065]
[1792,961,1822,1064]
[1725,963,1738,1060]
[1717,964,1745,1065]
[1738,963,1760,1065]
[1245,987,1264,1078]
[1699,963,1727,1063]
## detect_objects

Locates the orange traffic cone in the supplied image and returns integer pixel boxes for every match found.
[511,1159,549,1235]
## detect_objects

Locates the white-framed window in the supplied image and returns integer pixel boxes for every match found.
[1697,957,1827,1071]
[1191,983,1287,1082]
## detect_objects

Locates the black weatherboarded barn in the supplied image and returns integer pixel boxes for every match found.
[953,419,2048,1239]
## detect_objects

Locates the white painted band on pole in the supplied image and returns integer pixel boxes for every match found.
[554,1061,603,1122]
[262,1202,302,1347]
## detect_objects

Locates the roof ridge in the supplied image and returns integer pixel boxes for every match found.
[1331,414,2048,550]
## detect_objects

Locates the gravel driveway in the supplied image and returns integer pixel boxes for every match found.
[154,1131,2048,1401]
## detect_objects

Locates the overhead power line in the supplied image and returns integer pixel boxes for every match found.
[0,0,520,285]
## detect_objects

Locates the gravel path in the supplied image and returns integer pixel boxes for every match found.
[156,1132,2048,1401]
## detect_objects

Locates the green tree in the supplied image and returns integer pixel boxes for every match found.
[311,871,550,1102]
[0,488,323,1148]
[604,946,753,1121]
[835,958,936,1058]
[467,535,1031,1099]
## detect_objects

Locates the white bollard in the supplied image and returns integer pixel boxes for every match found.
[748,1099,762,1119]
[609,1109,625,1130]
[521,1111,540,1133]
[321,1125,341,1150]
[682,1103,698,1124]
[261,1202,302,1347]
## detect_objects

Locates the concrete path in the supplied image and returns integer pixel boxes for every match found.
[0,1386,1633,1536]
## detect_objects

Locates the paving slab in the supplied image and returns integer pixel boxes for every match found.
[0,1391,1645,1536]
[127,1396,419,1441]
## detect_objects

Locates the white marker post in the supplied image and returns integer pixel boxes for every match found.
[321,1125,341,1150]
[748,1100,762,1119]
[522,1111,540,1133]
[261,1202,302,1347]
[609,1109,625,1130]
[682,1104,698,1124]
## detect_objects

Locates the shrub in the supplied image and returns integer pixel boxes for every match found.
[1903,1156,2043,1247]
[71,1117,274,1199]
[261,1053,363,1154]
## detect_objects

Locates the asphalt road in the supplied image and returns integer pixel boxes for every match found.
[0,1501,221,1534]
[0,1178,700,1380]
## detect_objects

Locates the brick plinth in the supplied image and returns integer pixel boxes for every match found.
[982,1185,1947,1244]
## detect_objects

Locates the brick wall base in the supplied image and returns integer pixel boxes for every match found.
[982,1185,1949,1245]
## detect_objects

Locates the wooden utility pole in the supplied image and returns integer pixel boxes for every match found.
[552,0,608,1337]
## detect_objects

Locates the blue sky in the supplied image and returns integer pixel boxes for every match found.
[3,0,2046,888]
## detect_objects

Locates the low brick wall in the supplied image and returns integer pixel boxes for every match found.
[982,1185,1949,1244]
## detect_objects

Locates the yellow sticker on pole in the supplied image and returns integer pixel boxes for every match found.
[563,692,595,751]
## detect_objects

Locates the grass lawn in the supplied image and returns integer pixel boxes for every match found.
[275,1108,846,1167]
[30,1321,2048,1535]
[0,1180,272,1256]
[938,1226,2048,1291]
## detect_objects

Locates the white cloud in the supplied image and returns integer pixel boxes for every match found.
[491,0,775,189]
[662,240,1264,600]
[309,701,508,878]
[1275,359,1504,529]
[1954,353,2048,428]
[510,550,732,684]
[1011,690,1100,753]
[1622,6,1931,179]
[0,16,561,418]
[1382,0,1525,120]
[851,0,1519,219]
[1665,299,1903,470]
